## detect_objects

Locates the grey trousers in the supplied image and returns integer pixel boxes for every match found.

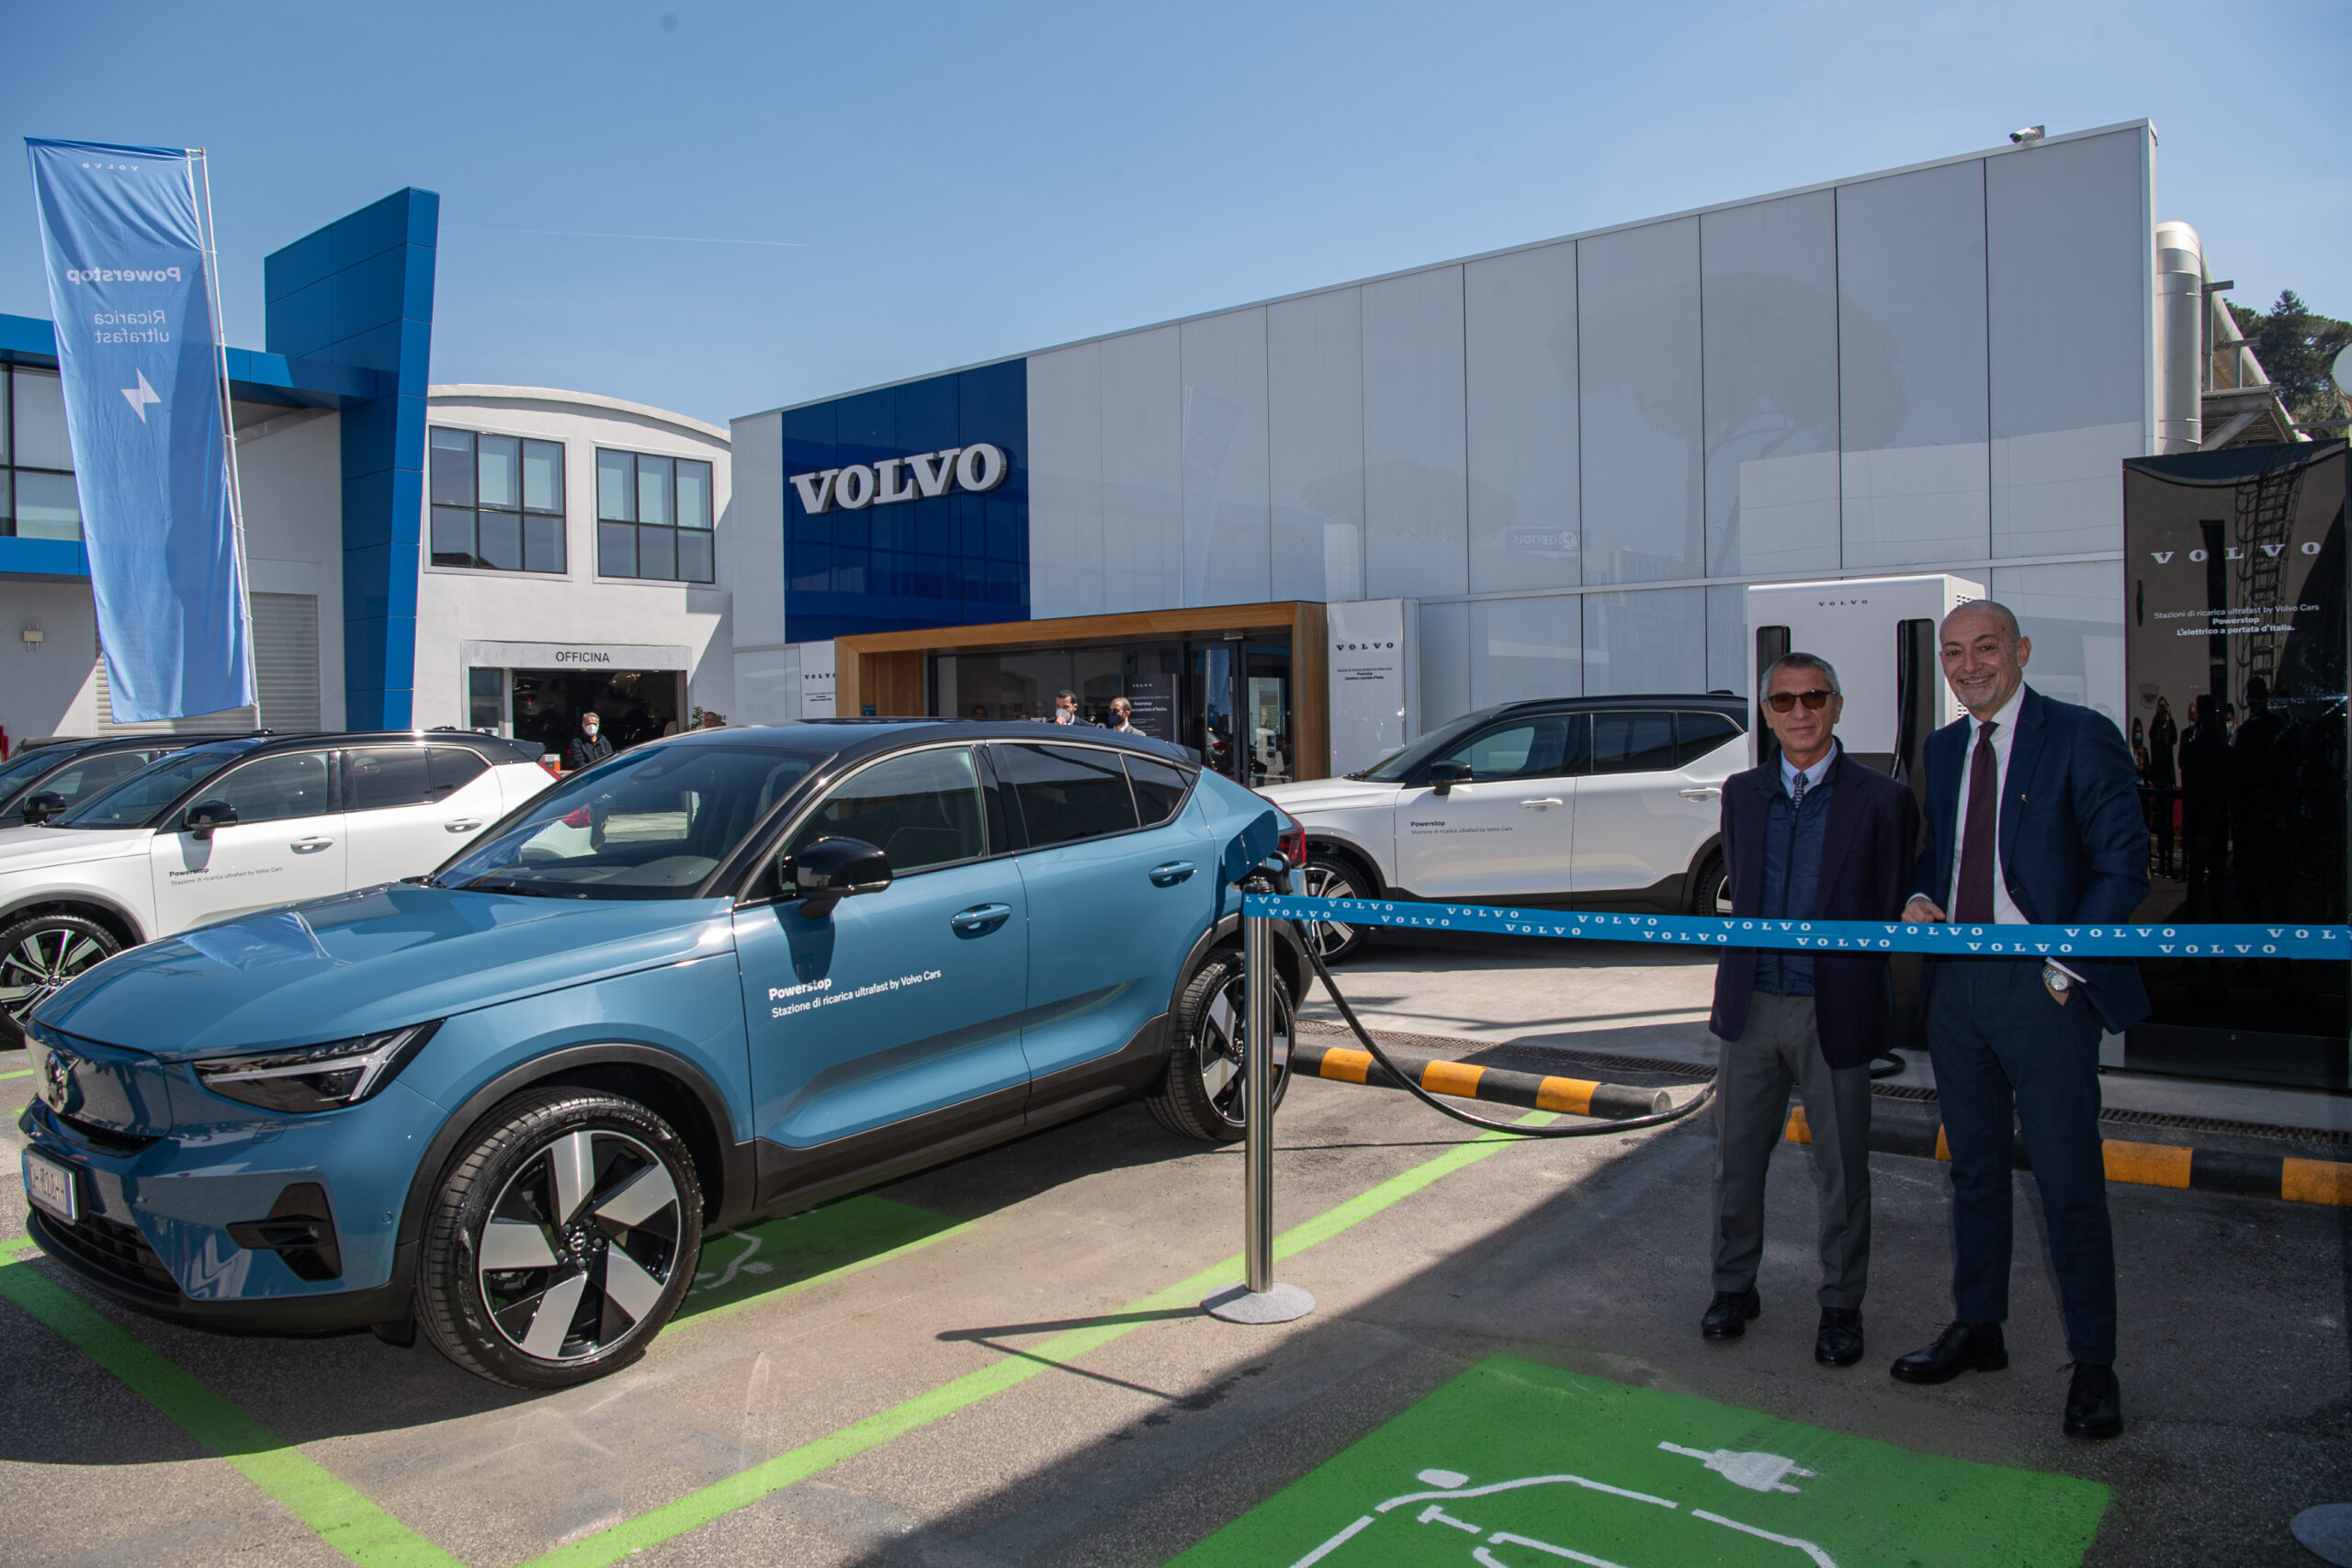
[1712,991,1874,1310]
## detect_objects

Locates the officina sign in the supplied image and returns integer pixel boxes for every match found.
[789,444,1009,513]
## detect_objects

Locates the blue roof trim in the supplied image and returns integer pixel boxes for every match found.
[1,312,384,406]
[0,536,92,580]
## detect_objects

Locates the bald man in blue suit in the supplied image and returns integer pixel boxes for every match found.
[1889,601,2148,1441]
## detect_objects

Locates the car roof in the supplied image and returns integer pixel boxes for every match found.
[184,729,553,765]
[1477,693,1748,724]
[16,732,255,759]
[638,717,1204,769]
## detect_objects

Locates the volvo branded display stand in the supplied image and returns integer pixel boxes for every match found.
[2122,440,2350,1091]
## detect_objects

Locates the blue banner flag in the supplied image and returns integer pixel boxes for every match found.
[1246,893,2352,962]
[25,138,254,722]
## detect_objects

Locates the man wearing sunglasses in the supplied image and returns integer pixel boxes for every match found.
[1705,653,1918,1369]
[1889,601,2148,1441]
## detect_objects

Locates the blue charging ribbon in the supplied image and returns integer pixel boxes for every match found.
[1244,894,2352,961]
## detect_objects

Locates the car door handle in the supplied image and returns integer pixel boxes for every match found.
[444,818,484,833]
[950,902,1013,935]
[1518,797,1565,809]
[290,837,335,852]
[1679,786,1723,800]
[1149,861,1198,886]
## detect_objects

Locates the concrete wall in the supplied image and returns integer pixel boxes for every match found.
[235,405,347,728]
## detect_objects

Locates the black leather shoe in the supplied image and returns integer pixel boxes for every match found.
[1815,1308,1864,1367]
[2064,1363,2123,1439]
[1702,1290,1760,1340]
[1889,1321,2008,1384]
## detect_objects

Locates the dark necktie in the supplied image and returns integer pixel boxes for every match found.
[1954,721,1999,921]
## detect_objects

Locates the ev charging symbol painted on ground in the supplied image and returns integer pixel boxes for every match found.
[1166,1358,2109,1568]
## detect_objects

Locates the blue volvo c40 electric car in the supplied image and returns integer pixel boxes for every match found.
[18,721,1305,1387]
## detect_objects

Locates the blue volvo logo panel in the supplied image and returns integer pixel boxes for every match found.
[780,360,1028,641]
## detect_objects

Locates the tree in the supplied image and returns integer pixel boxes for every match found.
[2228,291,2352,429]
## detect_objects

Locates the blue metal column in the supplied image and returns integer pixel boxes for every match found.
[262,189,437,730]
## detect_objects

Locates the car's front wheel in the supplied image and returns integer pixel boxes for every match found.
[0,913,121,1046]
[1689,850,1731,917]
[419,1087,703,1388]
[1146,953,1295,1143]
[1298,852,1371,964]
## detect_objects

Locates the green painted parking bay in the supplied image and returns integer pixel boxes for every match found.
[1171,1356,2107,1568]
[674,1194,965,1324]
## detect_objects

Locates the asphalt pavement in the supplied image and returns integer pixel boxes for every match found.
[0,932,2346,1566]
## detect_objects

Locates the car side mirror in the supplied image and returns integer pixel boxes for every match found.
[1426,760,1473,797]
[782,836,892,919]
[20,791,66,826]
[184,799,239,840]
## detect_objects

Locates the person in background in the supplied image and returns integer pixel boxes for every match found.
[1052,689,1080,725]
[2178,694,2231,914]
[2146,696,2178,876]
[1702,652,1918,1369]
[969,705,989,721]
[1109,696,1140,734]
[697,710,725,729]
[1892,601,2147,1441]
[568,711,616,773]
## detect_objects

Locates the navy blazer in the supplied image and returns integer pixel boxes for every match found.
[1711,748,1920,1069]
[1910,685,2152,1032]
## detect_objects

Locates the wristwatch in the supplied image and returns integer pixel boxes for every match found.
[2041,963,2072,995]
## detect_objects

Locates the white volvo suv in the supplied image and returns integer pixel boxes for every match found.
[0,729,557,1040]
[1259,694,1748,960]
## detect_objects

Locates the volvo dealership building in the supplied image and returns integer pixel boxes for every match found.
[729,119,2300,782]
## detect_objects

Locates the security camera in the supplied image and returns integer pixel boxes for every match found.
[2009,125,2046,144]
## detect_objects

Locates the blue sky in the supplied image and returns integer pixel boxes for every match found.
[6,1,2345,426]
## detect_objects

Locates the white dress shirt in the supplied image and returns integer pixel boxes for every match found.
[1949,682,2081,982]
[1949,683,2029,924]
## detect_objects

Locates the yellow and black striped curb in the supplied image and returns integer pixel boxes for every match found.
[1291,1041,1671,1121]
[1782,1104,2352,1206]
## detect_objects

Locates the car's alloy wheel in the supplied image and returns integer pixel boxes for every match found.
[421,1088,702,1388]
[1299,854,1368,963]
[0,913,120,1046]
[1146,953,1294,1143]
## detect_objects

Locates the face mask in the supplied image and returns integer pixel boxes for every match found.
[585,725,599,736]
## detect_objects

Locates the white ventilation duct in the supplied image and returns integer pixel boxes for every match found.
[2154,220,2204,453]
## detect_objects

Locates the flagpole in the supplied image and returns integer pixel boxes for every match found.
[190,147,257,723]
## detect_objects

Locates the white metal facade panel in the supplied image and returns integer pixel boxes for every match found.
[1701,190,1841,580]
[1583,587,1705,695]
[1987,128,2153,558]
[1178,308,1271,607]
[1024,344,1105,619]
[1837,159,1992,570]
[1101,326,1183,615]
[1992,560,2127,725]
[1268,288,1365,604]
[730,411,786,649]
[1471,592,1582,706]
[1363,265,1468,601]
[1578,217,1703,587]
[1418,599,1470,728]
[1465,243,1579,595]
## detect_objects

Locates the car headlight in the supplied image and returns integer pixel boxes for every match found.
[191,1021,441,1114]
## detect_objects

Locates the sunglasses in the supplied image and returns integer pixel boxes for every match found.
[1765,690,1835,713]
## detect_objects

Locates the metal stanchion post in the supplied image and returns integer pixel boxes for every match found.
[1204,871,1315,1325]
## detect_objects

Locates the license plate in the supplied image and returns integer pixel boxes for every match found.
[22,1149,77,1224]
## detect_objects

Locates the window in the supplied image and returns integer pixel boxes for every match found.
[3,366,80,542]
[39,750,165,809]
[430,428,565,573]
[997,744,1139,847]
[211,751,336,824]
[428,748,490,799]
[597,448,715,582]
[1674,712,1742,767]
[1125,755,1194,826]
[787,747,986,874]
[1591,711,1679,775]
[348,747,434,811]
[1439,714,1589,783]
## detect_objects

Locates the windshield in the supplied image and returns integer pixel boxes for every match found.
[434,741,829,899]
[54,748,246,829]
[0,747,72,806]
[1354,709,1497,783]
